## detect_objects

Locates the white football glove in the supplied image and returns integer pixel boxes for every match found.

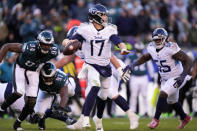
[117,67,131,82]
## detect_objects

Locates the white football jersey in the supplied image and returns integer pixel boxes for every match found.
[77,22,118,66]
[147,42,183,81]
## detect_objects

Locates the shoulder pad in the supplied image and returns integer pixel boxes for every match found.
[79,22,89,27]
[148,42,154,47]
[165,42,177,48]
[57,69,66,77]
[50,44,59,56]
[108,23,117,30]
[25,41,38,52]
[56,69,68,83]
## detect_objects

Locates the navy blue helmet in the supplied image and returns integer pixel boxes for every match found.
[37,30,54,54]
[88,4,108,26]
[67,26,78,39]
[41,62,57,85]
[152,28,168,49]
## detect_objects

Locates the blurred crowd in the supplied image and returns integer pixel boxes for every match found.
[0,0,197,48]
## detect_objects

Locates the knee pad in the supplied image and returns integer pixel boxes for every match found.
[98,88,108,100]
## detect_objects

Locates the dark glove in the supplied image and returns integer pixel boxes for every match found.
[66,116,77,125]
[52,105,67,116]
[173,72,187,88]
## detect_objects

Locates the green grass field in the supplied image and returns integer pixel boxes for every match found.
[0,118,196,131]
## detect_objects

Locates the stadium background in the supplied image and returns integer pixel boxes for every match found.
[0,0,197,130]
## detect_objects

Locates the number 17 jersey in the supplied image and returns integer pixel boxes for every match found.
[76,23,118,66]
[147,42,183,81]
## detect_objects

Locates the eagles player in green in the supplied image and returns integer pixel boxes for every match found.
[127,42,151,116]
[0,30,59,130]
[32,62,76,130]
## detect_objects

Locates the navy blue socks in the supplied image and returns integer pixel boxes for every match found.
[83,86,100,116]
[114,95,129,112]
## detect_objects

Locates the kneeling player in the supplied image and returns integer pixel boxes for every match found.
[32,62,76,130]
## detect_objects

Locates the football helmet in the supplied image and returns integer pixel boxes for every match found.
[40,62,57,85]
[152,28,168,49]
[88,4,108,26]
[67,26,78,39]
[37,30,54,54]
[134,42,145,52]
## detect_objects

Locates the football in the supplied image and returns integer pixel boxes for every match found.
[63,40,81,55]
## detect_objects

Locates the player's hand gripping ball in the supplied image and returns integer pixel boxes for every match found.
[63,39,81,55]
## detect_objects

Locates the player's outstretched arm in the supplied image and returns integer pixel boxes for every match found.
[123,53,152,74]
[0,43,23,62]
[172,50,192,74]
[59,86,68,108]
[133,53,152,66]
[55,55,76,69]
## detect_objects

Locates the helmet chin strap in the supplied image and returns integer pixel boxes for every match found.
[41,49,49,54]
[45,81,53,85]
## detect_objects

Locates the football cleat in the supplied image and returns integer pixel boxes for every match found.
[38,118,46,130]
[93,116,104,131]
[13,119,23,131]
[83,116,91,129]
[126,109,139,130]
[177,115,191,129]
[147,118,159,129]
[66,115,84,130]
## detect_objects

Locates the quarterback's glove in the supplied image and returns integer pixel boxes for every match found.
[173,72,187,88]
[117,67,130,82]
[122,63,136,82]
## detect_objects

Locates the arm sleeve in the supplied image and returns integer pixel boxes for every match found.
[69,33,85,43]
[109,34,122,46]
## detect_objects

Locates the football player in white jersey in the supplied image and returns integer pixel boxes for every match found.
[63,4,130,131]
[56,26,138,131]
[123,28,192,129]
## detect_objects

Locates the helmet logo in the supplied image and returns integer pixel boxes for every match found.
[89,8,97,15]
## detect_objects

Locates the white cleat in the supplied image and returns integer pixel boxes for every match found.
[66,115,84,130]
[93,116,104,131]
[126,109,139,130]
[83,116,91,129]
[129,118,139,130]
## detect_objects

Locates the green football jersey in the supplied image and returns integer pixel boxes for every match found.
[39,70,69,94]
[17,41,59,71]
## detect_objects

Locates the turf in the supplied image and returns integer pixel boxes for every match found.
[0,118,196,131]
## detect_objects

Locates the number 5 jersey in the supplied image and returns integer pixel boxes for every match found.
[147,42,183,81]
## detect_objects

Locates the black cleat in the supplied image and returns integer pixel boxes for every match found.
[13,120,23,131]
[38,118,46,130]
[66,116,77,125]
